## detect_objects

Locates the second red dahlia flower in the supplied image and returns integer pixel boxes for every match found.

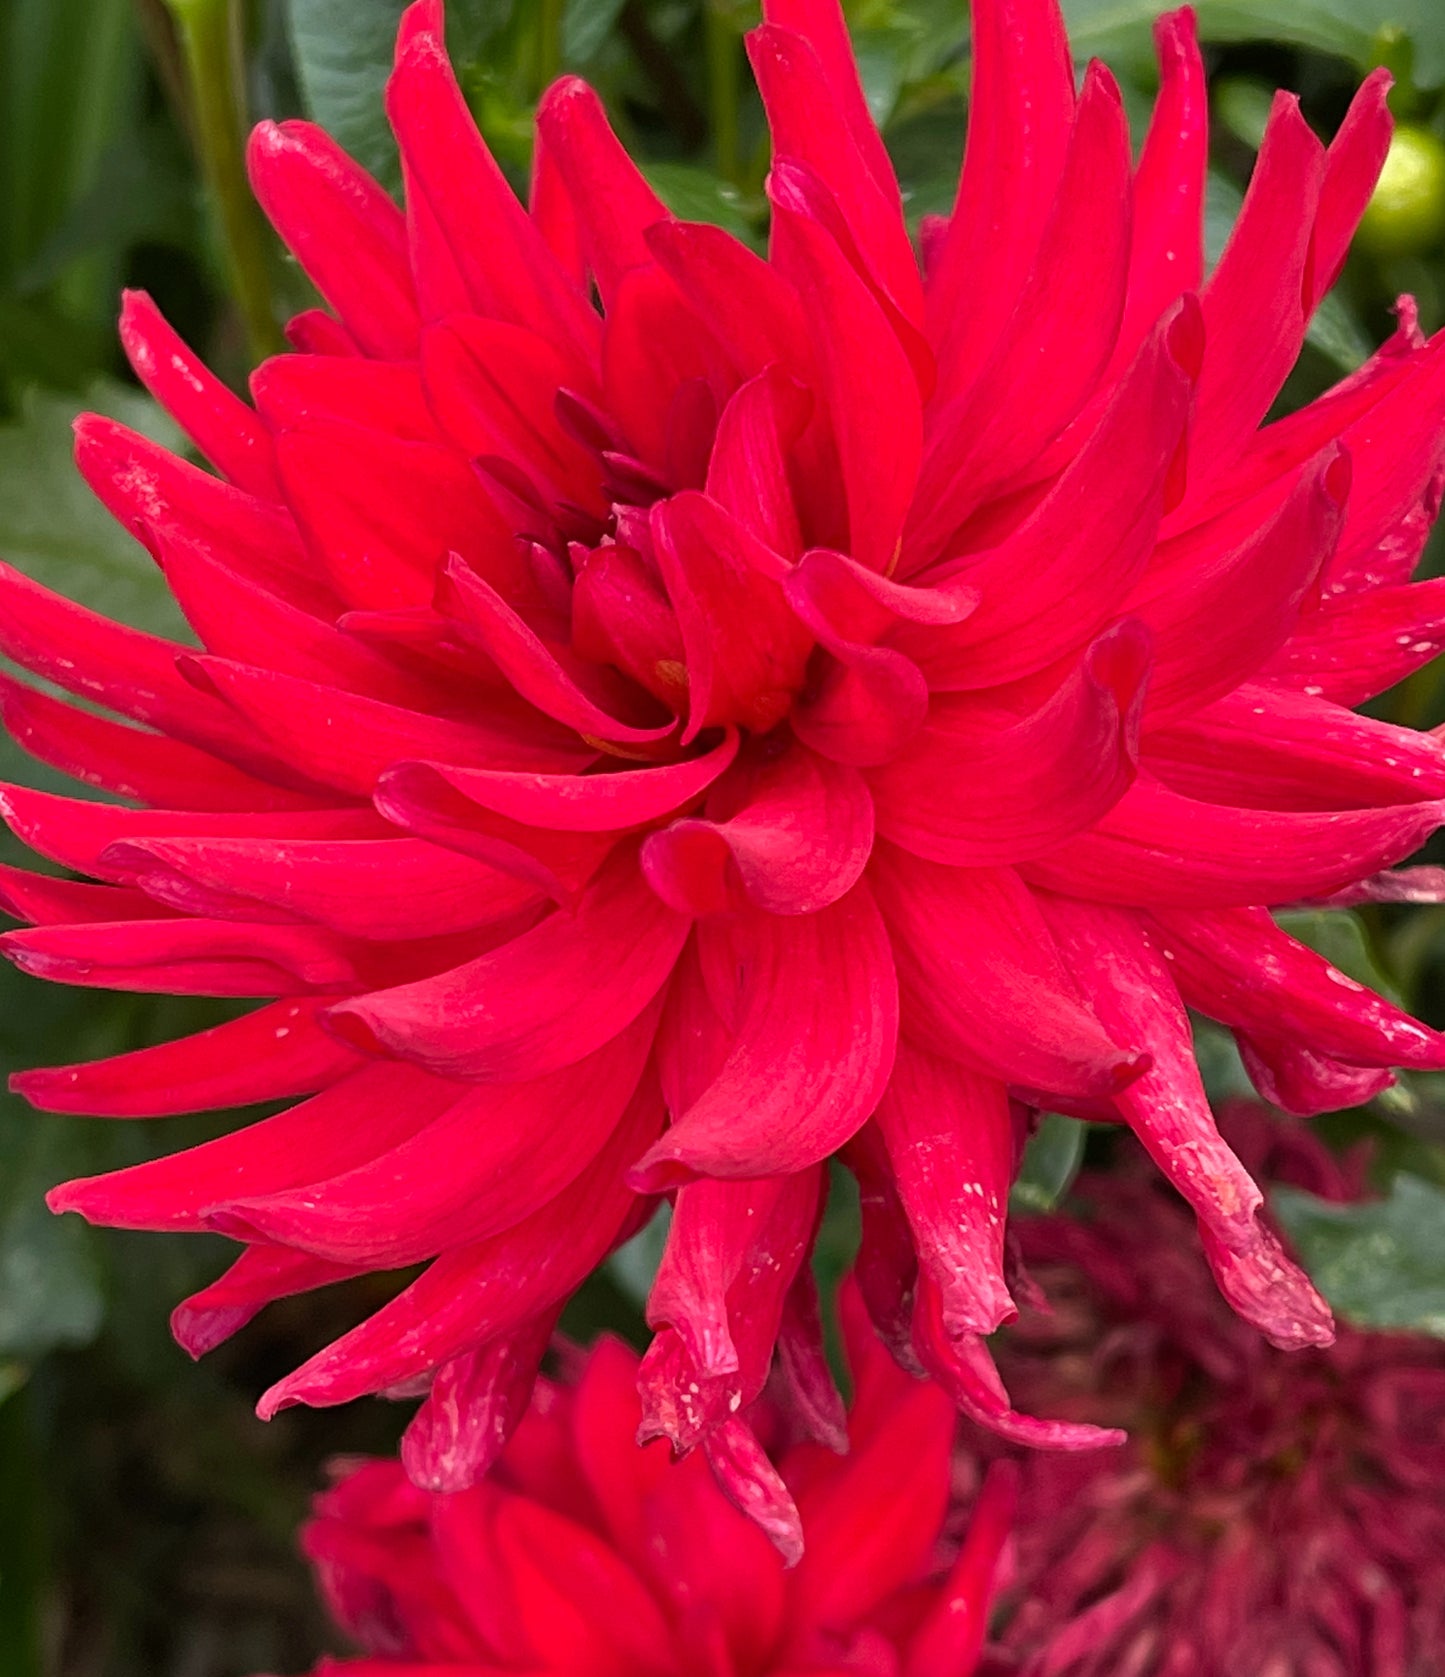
[294,1305,1013,1672]
[7,0,1445,1533]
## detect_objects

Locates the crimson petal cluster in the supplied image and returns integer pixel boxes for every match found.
[7,0,1445,1527]
[295,1307,1013,1675]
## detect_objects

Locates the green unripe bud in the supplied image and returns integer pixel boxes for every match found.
[1358,126,1445,258]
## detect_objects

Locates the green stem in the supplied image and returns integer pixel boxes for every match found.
[705,2,742,188]
[163,0,279,360]
[538,0,565,89]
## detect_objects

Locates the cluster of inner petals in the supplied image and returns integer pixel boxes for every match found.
[4,0,1445,1545]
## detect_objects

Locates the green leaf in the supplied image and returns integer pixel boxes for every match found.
[0,1128,103,1362]
[0,381,189,642]
[1011,1114,1088,1212]
[1273,1172,1445,1335]
[1276,908,1403,1005]
[562,0,627,64]
[607,1203,670,1305]
[1062,0,1445,84]
[642,162,759,239]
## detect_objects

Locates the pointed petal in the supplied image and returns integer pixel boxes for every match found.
[12,999,361,1116]
[535,75,671,306]
[876,1044,1016,1335]
[119,291,281,498]
[1025,779,1445,907]
[913,1274,1125,1449]
[172,1244,364,1358]
[186,655,592,792]
[870,620,1150,866]
[102,834,540,941]
[212,1002,659,1265]
[870,848,1145,1098]
[247,119,419,359]
[896,303,1198,683]
[325,847,687,1080]
[1041,894,1336,1349]
[768,173,922,572]
[401,1311,560,1493]
[1115,10,1207,361]
[629,882,897,1186]
[47,1062,457,1230]
[1151,904,1445,1071]
[642,743,872,916]
[255,1072,662,1412]
[386,38,600,360]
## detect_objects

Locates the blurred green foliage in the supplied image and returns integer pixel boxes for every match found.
[3,0,1445,1671]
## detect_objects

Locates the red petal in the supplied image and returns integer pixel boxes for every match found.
[1114,11,1207,366]
[642,742,873,916]
[911,62,1133,546]
[0,670,311,812]
[748,24,921,328]
[4,916,362,996]
[119,291,281,498]
[187,655,592,791]
[876,1044,1016,1335]
[47,1062,457,1230]
[1025,778,1445,907]
[926,0,1075,378]
[275,422,526,611]
[386,38,600,361]
[247,119,419,359]
[870,620,1150,866]
[400,1312,559,1493]
[870,848,1145,1098]
[913,1274,1125,1449]
[12,999,360,1117]
[1129,445,1349,721]
[651,491,813,740]
[172,1244,364,1358]
[1143,683,1445,811]
[326,846,686,1080]
[441,557,673,745]
[533,76,671,307]
[768,172,922,573]
[1153,904,1445,1070]
[1310,69,1393,308]
[103,833,540,942]
[897,302,1198,684]
[704,1418,804,1567]
[1189,95,1324,483]
[629,882,897,1186]
[1042,894,1336,1349]
[255,1071,662,1412]
[212,1002,659,1265]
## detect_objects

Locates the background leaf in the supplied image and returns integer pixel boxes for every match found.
[1274,1172,1445,1334]
[0,380,188,642]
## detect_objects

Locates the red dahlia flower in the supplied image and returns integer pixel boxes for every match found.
[8,0,1445,1517]
[294,1310,1014,1672]
[981,1101,1445,1677]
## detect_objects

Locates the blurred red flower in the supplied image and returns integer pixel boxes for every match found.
[294,1304,1013,1671]
[6,0,1445,1528]
[979,1102,1445,1677]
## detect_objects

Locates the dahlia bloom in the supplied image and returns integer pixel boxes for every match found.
[293,1310,1013,1671]
[7,0,1445,1517]
[980,1101,1445,1677]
